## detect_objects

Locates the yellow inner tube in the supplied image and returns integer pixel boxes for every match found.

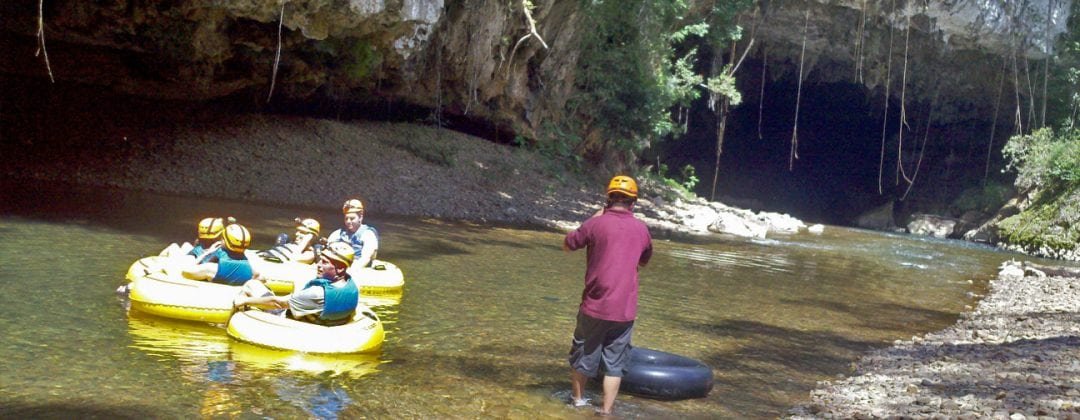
[126,313,382,377]
[128,271,237,324]
[227,307,385,354]
[245,252,405,298]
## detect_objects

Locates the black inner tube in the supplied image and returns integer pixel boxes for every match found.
[591,347,714,400]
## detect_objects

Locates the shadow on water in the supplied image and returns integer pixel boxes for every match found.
[780,297,960,336]
[680,318,880,417]
[1,179,1027,418]
[0,402,160,419]
[1,180,546,263]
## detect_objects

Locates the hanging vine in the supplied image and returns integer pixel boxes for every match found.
[36,0,55,83]
[707,20,756,200]
[758,46,767,140]
[900,92,936,201]
[267,0,287,102]
[789,2,810,172]
[1040,0,1053,127]
[853,0,868,83]
[505,0,549,78]
[1012,51,1024,136]
[1024,57,1037,130]
[877,0,896,194]
[705,2,758,200]
[896,5,914,186]
[986,56,1007,184]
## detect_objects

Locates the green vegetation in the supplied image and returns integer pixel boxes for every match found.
[1002,128,1080,191]
[343,41,380,82]
[563,0,752,164]
[990,1,1080,260]
[305,38,381,86]
[656,162,699,192]
[952,182,1012,215]
[1043,0,1080,129]
[998,127,1080,257]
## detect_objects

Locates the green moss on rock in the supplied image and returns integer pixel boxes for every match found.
[997,185,1080,258]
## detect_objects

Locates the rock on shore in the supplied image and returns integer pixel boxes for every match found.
[789,260,1080,419]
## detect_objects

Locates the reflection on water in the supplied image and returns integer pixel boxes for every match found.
[124,311,380,418]
[0,181,1048,418]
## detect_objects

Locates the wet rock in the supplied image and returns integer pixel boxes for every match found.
[708,211,768,238]
[907,214,958,238]
[854,201,896,231]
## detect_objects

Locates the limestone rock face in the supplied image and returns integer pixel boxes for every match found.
[709,211,769,238]
[1,0,1072,138]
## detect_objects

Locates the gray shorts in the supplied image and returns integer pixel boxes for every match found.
[567,311,634,378]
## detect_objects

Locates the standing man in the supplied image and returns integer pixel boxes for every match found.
[563,175,653,415]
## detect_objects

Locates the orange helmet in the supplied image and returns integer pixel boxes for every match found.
[342,199,364,215]
[606,175,638,198]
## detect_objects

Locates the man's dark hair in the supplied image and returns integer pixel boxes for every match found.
[606,192,636,208]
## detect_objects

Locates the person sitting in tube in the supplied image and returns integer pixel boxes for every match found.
[160,217,230,259]
[183,223,259,286]
[232,242,359,326]
[257,217,321,264]
[327,198,379,269]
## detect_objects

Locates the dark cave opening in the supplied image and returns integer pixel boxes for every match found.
[651,58,1015,226]
[4,57,1017,231]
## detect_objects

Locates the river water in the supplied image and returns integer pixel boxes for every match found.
[0,181,1029,418]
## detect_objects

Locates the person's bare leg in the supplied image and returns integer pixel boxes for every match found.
[571,369,588,402]
[600,375,621,414]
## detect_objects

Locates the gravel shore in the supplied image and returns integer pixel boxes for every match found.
[789,260,1080,419]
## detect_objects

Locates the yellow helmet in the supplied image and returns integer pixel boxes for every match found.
[222,224,252,252]
[197,217,225,240]
[321,242,354,268]
[342,199,364,215]
[607,175,638,198]
[295,218,320,236]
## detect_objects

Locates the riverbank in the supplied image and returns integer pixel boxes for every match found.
[2,101,808,237]
[789,260,1080,418]
[10,94,1080,418]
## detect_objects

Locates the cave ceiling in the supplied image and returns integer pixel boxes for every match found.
[0,0,1073,132]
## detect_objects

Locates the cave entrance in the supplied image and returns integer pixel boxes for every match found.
[651,58,1010,226]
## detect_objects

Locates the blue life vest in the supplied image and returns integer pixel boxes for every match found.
[199,247,228,263]
[330,225,378,264]
[187,243,208,259]
[212,250,253,286]
[303,276,359,321]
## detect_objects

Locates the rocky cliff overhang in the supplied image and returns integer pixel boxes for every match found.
[1,0,1074,135]
[749,0,1074,123]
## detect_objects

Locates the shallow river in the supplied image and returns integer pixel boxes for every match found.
[0,181,1033,418]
